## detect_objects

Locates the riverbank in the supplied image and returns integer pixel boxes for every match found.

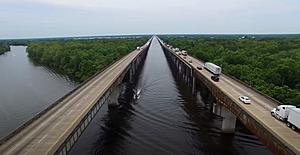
[27,38,149,82]
[0,46,77,139]
[0,43,9,55]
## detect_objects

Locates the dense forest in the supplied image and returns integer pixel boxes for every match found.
[0,43,9,55]
[162,36,300,106]
[27,38,148,81]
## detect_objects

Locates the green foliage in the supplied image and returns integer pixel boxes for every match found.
[163,36,300,106]
[27,38,148,82]
[0,43,10,55]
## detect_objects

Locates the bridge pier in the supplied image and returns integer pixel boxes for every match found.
[161,46,196,95]
[213,102,236,133]
[192,76,195,94]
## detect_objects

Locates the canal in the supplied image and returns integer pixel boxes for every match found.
[0,46,77,139]
[69,38,272,155]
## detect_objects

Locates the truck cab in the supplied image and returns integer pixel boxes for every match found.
[271,105,296,121]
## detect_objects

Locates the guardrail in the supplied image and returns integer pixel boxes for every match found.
[0,38,152,146]
[221,73,281,107]
[158,38,282,108]
[54,39,152,155]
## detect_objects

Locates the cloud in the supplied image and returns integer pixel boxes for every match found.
[0,0,299,38]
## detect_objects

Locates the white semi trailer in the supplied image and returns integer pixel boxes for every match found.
[287,108,300,131]
[271,105,300,131]
[204,62,222,75]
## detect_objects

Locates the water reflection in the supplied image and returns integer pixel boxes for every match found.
[70,39,272,155]
[0,46,77,139]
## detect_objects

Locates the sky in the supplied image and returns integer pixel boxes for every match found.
[0,0,300,39]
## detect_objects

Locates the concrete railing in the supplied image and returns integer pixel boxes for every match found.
[0,38,152,146]
[158,38,282,108]
[221,73,281,107]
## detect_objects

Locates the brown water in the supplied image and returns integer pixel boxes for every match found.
[69,38,273,155]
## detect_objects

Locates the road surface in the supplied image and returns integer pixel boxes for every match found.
[176,52,300,154]
[0,42,150,155]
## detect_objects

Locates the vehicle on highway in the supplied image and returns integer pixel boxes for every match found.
[271,105,296,120]
[204,62,222,75]
[211,75,219,82]
[239,96,251,104]
[136,46,140,50]
[188,59,192,63]
[287,108,300,131]
[271,105,300,130]
[197,66,202,70]
[182,50,187,56]
[176,51,182,55]
[271,105,300,131]
[183,56,186,59]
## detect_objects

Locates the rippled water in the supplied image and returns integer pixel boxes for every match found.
[70,39,272,155]
[0,46,77,139]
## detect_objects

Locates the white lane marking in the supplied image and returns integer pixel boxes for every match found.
[190,56,274,110]
[38,135,48,143]
[3,48,142,154]
[52,118,65,129]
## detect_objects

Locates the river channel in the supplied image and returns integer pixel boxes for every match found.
[0,46,77,139]
[69,38,272,155]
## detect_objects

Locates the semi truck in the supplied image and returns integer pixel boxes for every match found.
[287,108,300,131]
[204,62,222,75]
[271,105,300,131]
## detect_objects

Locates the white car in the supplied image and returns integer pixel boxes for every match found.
[239,96,251,104]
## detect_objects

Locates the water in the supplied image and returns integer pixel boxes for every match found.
[0,46,78,139]
[70,38,272,155]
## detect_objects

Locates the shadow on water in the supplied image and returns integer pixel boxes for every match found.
[0,46,77,139]
[163,43,272,155]
[87,105,135,155]
[70,38,272,155]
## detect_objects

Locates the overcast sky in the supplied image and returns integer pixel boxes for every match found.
[1,0,300,39]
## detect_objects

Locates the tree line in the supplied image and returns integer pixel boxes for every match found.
[27,38,148,82]
[0,43,10,55]
[161,36,300,106]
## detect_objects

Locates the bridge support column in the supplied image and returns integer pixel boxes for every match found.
[213,103,236,133]
[192,76,195,94]
[132,62,136,75]
[129,67,133,83]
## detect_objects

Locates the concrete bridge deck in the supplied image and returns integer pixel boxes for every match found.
[0,40,151,155]
[158,37,300,155]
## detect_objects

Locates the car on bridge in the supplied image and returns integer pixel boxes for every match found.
[239,96,251,104]
[211,75,219,82]
[176,51,182,55]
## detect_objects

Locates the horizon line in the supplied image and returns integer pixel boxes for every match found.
[1,33,300,40]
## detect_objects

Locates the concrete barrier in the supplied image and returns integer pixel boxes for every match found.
[0,38,152,146]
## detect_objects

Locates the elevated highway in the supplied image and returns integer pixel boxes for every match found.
[0,38,152,155]
[158,37,300,155]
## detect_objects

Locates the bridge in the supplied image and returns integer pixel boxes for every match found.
[157,37,300,155]
[0,36,299,155]
[0,38,152,155]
